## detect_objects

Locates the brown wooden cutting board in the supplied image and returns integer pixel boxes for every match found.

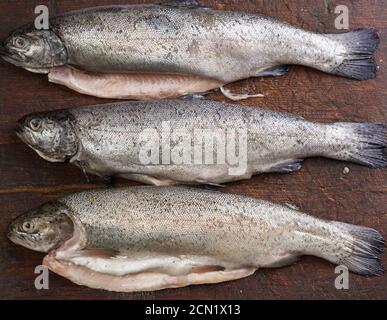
[0,0,386,299]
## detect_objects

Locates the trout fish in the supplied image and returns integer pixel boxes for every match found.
[16,99,387,186]
[0,1,379,100]
[8,187,384,292]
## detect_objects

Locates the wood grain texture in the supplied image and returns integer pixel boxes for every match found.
[0,0,386,300]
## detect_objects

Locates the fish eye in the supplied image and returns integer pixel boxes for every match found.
[13,37,29,49]
[22,221,35,233]
[29,118,41,131]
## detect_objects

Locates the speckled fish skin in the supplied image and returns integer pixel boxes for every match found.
[7,187,385,292]
[16,99,387,185]
[57,187,377,262]
[49,4,380,81]
[54,186,385,269]
[1,3,379,81]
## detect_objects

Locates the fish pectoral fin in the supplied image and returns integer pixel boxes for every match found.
[181,93,209,100]
[220,86,264,101]
[101,176,114,187]
[255,65,289,77]
[267,159,304,173]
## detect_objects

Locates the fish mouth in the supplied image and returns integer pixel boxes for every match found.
[0,51,50,73]
[7,221,24,247]
[7,230,21,246]
[0,45,32,69]
[0,48,12,62]
[15,123,38,150]
[0,44,8,56]
[15,122,24,133]
[0,50,24,67]
[15,122,27,141]
[7,224,15,242]
[7,228,41,253]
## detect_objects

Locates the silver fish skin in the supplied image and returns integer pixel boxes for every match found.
[16,99,387,185]
[1,3,379,81]
[7,186,385,292]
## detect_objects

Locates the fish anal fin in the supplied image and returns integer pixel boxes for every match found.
[259,253,300,268]
[269,159,304,173]
[284,202,300,211]
[255,65,289,77]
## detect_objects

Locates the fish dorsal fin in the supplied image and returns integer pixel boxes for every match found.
[160,0,201,9]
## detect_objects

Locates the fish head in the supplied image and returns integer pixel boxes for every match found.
[16,110,78,162]
[8,202,74,253]
[0,28,67,73]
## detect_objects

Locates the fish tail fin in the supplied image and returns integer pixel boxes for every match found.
[325,123,387,168]
[331,222,384,276]
[330,28,379,80]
